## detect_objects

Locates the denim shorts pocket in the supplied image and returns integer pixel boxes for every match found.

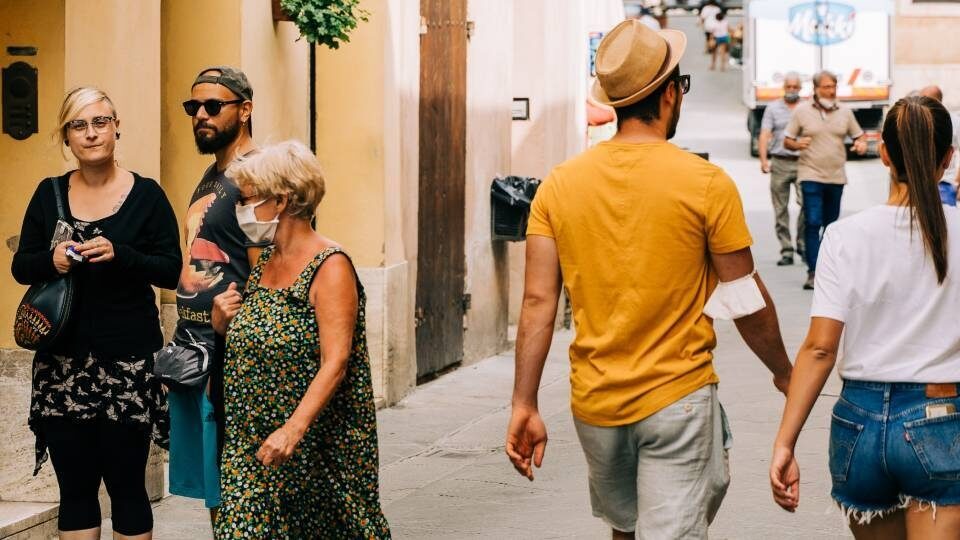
[829,413,864,483]
[904,413,960,481]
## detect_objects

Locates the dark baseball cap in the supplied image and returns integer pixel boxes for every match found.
[192,66,253,101]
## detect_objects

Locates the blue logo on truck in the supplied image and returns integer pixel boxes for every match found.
[789,2,856,46]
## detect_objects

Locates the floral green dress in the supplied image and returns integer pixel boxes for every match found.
[215,246,391,539]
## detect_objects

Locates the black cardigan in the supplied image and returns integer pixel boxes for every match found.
[11,172,182,358]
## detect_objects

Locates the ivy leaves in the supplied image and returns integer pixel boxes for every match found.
[280,0,370,49]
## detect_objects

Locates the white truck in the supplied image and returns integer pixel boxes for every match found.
[743,0,894,157]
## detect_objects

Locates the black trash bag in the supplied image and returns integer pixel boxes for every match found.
[491,176,541,241]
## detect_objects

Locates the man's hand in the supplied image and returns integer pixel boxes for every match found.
[852,138,868,155]
[794,136,812,150]
[505,405,547,481]
[211,282,242,335]
[761,159,771,174]
[256,423,303,466]
[770,445,800,512]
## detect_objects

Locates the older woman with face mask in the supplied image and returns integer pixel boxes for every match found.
[210,140,390,539]
[11,87,181,540]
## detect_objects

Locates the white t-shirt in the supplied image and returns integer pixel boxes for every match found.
[640,14,662,31]
[812,204,960,382]
[700,5,721,24]
[943,112,960,184]
[712,19,729,38]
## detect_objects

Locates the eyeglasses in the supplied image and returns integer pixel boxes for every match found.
[182,99,243,117]
[677,74,691,95]
[66,116,115,133]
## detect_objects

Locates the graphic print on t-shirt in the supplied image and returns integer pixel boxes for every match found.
[177,192,230,299]
[174,166,256,349]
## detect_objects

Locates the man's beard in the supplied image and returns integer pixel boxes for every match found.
[194,119,240,154]
[666,98,681,140]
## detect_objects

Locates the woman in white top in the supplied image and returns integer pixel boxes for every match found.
[710,10,730,71]
[699,1,722,53]
[770,96,960,538]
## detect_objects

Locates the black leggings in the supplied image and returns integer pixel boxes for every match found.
[39,417,153,535]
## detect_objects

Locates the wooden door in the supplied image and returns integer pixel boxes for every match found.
[416,0,467,380]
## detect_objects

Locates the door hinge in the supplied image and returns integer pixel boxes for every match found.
[461,293,472,313]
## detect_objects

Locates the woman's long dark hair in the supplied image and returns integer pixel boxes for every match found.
[882,96,954,283]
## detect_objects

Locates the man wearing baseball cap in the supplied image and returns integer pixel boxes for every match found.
[506,21,793,538]
[167,66,267,520]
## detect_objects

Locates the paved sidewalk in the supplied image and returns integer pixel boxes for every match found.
[110,220,856,539]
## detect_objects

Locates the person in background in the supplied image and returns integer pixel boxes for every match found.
[771,95,960,539]
[784,70,867,290]
[919,85,960,206]
[639,7,661,31]
[710,9,730,71]
[211,140,390,538]
[699,1,722,53]
[11,87,181,539]
[759,73,805,266]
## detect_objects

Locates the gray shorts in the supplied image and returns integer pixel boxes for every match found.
[574,384,732,538]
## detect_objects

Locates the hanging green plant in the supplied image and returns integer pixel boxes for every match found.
[278,0,370,49]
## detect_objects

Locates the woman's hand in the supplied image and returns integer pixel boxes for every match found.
[52,240,79,274]
[770,445,800,512]
[76,236,114,263]
[256,424,304,466]
[211,282,242,335]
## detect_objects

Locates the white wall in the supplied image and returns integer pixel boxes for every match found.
[508,0,625,324]
[463,0,514,363]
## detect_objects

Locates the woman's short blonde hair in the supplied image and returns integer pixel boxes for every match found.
[227,140,326,220]
[55,87,117,148]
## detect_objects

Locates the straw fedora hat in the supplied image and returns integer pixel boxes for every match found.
[590,20,688,108]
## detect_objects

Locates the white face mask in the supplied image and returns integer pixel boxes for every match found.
[817,97,837,110]
[236,199,279,244]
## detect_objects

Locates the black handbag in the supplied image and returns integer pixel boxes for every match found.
[14,180,75,351]
[153,329,211,390]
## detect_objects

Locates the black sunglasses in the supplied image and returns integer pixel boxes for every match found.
[182,99,244,117]
[676,74,691,95]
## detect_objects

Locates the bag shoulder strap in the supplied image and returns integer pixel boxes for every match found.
[50,176,67,221]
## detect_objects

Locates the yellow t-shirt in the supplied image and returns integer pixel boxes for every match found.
[527,141,752,426]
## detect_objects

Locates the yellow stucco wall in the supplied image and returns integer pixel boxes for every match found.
[64,1,161,181]
[0,1,66,349]
[313,0,387,268]
[240,0,310,147]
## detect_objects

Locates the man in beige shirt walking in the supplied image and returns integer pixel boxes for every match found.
[784,70,867,289]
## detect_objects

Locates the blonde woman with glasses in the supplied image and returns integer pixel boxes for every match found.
[11,87,181,539]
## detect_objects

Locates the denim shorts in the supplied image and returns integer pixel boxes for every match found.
[830,379,960,521]
[574,384,731,538]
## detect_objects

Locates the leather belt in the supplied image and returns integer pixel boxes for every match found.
[926,383,959,398]
[771,154,799,161]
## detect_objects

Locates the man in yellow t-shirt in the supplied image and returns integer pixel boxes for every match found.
[505,21,793,539]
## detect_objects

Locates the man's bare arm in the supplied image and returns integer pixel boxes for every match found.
[710,247,793,393]
[512,236,563,408]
